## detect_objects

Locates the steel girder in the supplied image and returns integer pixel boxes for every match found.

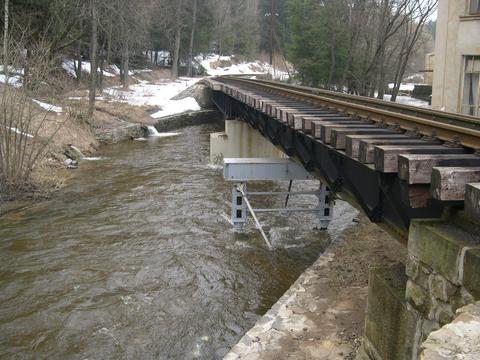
[212,91,445,237]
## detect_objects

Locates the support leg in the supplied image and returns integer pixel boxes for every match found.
[231,183,247,230]
[317,182,333,229]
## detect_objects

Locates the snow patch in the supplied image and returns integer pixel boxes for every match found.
[383,94,430,108]
[387,82,416,91]
[151,97,200,118]
[8,127,33,138]
[62,60,117,78]
[83,157,106,161]
[32,99,63,113]
[0,74,22,88]
[105,77,201,118]
[0,65,24,75]
[197,54,290,80]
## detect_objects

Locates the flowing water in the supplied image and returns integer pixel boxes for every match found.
[0,123,357,359]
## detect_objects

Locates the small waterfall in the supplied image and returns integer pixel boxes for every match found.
[70,145,85,159]
[147,126,161,137]
[69,145,105,161]
[146,126,181,138]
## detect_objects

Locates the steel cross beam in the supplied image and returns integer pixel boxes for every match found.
[224,158,333,233]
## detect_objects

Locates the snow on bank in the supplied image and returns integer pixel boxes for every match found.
[387,82,416,92]
[0,74,22,87]
[62,60,117,78]
[383,94,430,108]
[32,99,63,113]
[198,55,268,76]
[105,77,202,118]
[8,127,33,138]
[197,54,291,80]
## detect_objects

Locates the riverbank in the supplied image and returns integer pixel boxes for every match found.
[0,68,219,209]
[224,214,407,359]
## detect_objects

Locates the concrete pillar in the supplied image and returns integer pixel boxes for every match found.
[210,119,286,165]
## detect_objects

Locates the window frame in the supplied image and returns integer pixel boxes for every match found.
[460,55,480,117]
[468,0,480,15]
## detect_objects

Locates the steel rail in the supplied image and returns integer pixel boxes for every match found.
[218,76,480,150]
[224,76,480,128]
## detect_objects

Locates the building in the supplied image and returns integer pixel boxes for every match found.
[424,52,435,85]
[432,0,480,116]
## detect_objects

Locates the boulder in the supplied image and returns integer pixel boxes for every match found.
[63,145,82,161]
[171,82,214,108]
[193,83,213,108]
[95,123,146,144]
[154,109,223,132]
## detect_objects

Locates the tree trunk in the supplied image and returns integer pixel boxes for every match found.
[187,0,197,77]
[99,40,105,91]
[88,0,98,118]
[171,0,183,80]
[3,0,9,69]
[106,21,112,69]
[328,14,336,89]
[122,40,129,89]
[23,49,30,89]
[376,48,386,100]
[270,0,275,65]
[76,40,82,82]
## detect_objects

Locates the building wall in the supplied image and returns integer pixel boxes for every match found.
[424,53,435,86]
[431,0,480,113]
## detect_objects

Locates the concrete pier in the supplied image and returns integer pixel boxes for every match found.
[210,119,286,165]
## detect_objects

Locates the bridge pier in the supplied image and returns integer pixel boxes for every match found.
[210,119,286,165]
[359,211,480,359]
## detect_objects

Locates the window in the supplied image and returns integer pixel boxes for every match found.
[469,0,480,14]
[461,56,480,116]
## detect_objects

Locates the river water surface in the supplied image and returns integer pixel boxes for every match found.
[0,123,356,359]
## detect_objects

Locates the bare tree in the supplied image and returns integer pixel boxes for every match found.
[0,39,68,192]
[88,0,98,117]
[390,0,437,102]
[171,0,184,80]
[3,0,9,66]
[187,0,198,77]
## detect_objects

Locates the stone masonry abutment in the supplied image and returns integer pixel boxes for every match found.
[358,210,480,359]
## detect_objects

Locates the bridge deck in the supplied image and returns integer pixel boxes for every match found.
[205,77,480,237]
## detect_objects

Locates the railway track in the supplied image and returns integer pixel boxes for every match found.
[221,76,480,149]
[205,76,480,229]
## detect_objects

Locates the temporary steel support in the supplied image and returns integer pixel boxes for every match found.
[224,158,333,236]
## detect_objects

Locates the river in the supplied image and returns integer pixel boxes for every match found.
[0,123,357,359]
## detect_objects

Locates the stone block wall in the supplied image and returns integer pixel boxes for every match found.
[420,301,480,359]
[360,265,422,360]
[406,219,480,331]
[358,212,480,360]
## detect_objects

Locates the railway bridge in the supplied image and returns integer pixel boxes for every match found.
[204,76,480,359]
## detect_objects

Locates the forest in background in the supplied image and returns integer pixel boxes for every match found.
[2,0,437,97]
[0,0,437,192]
